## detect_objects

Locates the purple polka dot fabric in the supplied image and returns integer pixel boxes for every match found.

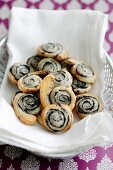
[0,0,113,169]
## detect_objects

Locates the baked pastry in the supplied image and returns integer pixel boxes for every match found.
[75,94,103,119]
[72,78,92,94]
[13,92,41,125]
[37,43,68,61]
[18,72,42,93]
[40,74,55,108]
[38,58,61,73]
[31,70,48,78]
[65,58,76,65]
[41,104,73,132]
[40,73,75,108]
[61,58,76,69]
[51,69,73,87]
[50,86,76,110]
[71,62,96,83]
[27,55,43,72]
[8,64,30,85]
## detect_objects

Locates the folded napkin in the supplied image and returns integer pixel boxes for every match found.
[0,7,113,157]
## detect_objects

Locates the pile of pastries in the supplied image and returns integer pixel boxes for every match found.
[8,43,103,133]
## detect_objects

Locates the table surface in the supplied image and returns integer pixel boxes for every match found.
[0,0,113,170]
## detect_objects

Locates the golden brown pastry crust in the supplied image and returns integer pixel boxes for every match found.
[12,92,41,125]
[40,72,75,109]
[37,43,69,61]
[40,74,55,108]
[49,86,76,110]
[72,78,92,94]
[71,61,96,83]
[41,104,73,132]
[8,63,30,85]
[35,70,49,78]
[55,51,69,61]
[8,71,18,85]
[50,69,73,87]
[37,58,61,73]
[62,58,76,66]
[75,93,104,119]
[27,55,43,72]
[18,72,43,93]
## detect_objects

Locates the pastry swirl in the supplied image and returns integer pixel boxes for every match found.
[38,43,63,57]
[38,43,68,60]
[10,64,30,80]
[17,93,41,114]
[50,86,76,110]
[41,104,73,132]
[76,64,93,77]
[8,64,30,85]
[76,94,103,118]
[71,62,96,83]
[41,43,63,55]
[38,58,61,73]
[13,92,41,125]
[18,72,42,93]
[27,55,43,72]
[52,69,73,87]
[72,78,92,94]
[40,74,75,109]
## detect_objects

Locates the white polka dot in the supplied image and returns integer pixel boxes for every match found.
[104,40,110,51]
[94,0,109,12]
[39,0,54,9]
[109,32,113,42]
[66,0,81,9]
[109,11,113,23]
[0,6,10,19]
[54,0,68,4]
[80,0,95,4]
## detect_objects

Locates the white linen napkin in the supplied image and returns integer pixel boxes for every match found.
[0,7,113,157]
